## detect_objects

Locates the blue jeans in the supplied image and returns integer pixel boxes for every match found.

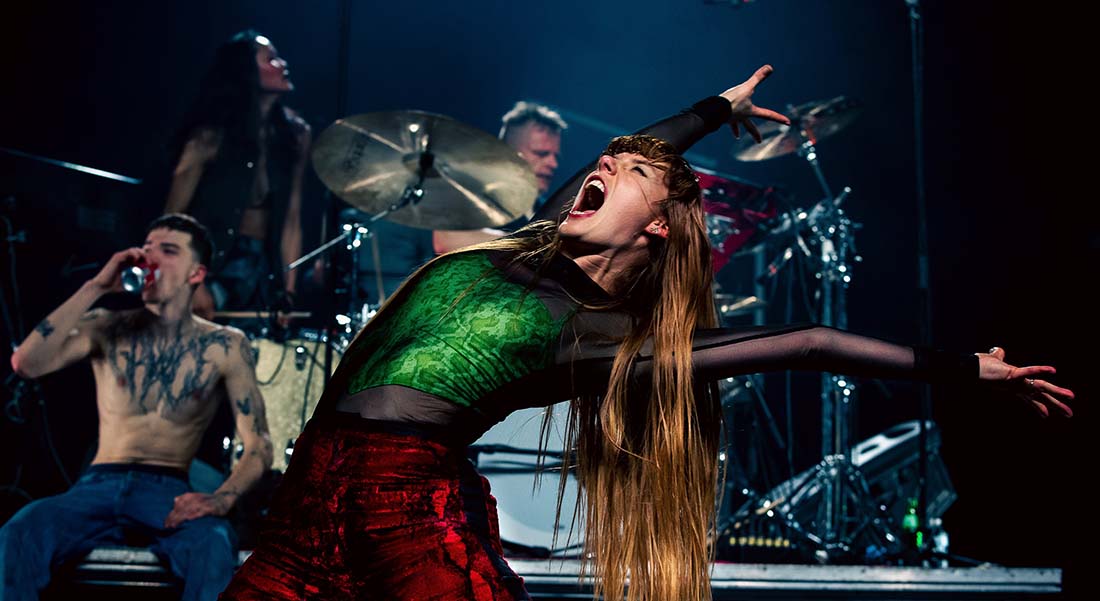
[0,464,237,601]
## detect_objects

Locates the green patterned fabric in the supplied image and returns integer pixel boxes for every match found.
[343,252,563,408]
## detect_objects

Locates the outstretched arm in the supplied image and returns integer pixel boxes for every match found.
[164,330,274,528]
[562,324,1073,417]
[532,65,789,224]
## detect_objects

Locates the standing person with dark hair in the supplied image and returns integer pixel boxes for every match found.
[220,67,1074,601]
[432,100,567,254]
[164,30,311,320]
[1,214,274,601]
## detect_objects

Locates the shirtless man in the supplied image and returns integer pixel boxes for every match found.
[1,214,273,601]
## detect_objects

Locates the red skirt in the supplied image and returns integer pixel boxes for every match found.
[220,413,529,600]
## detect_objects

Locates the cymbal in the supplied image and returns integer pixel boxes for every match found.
[312,111,539,230]
[732,96,862,162]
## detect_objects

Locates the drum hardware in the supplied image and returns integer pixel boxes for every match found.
[245,110,541,472]
[232,330,342,473]
[718,421,956,565]
[469,401,584,557]
[729,95,875,562]
[291,110,541,340]
[730,96,862,163]
[310,110,538,231]
[212,310,312,320]
[696,165,780,274]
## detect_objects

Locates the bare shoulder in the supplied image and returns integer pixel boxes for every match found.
[192,317,247,343]
[171,129,221,177]
[97,307,142,339]
[192,126,223,144]
[81,306,114,326]
[283,107,312,147]
[76,307,116,351]
[283,107,310,132]
[192,318,253,371]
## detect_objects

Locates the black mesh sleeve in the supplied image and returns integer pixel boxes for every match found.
[557,323,978,398]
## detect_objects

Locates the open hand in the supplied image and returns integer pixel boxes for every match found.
[977,347,1075,418]
[718,64,791,143]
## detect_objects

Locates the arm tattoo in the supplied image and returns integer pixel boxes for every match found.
[252,399,269,436]
[235,395,252,416]
[35,319,55,339]
[239,337,257,370]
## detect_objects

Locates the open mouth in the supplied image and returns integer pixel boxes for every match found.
[570,178,605,218]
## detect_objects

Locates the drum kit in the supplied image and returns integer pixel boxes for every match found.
[6,91,878,562]
[230,109,541,471]
[230,95,871,561]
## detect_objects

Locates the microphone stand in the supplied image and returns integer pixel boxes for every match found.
[906,0,937,563]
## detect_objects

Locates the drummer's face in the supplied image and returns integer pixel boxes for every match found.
[256,38,293,93]
[509,123,561,194]
[559,152,669,253]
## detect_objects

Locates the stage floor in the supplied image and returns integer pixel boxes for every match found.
[511,558,1064,600]
[44,547,1065,600]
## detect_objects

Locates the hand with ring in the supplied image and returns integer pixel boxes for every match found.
[976,347,1074,418]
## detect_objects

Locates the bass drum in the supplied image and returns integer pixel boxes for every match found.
[237,329,341,472]
[471,401,584,557]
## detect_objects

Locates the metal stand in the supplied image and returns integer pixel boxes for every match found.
[748,125,886,562]
[287,147,433,348]
[793,134,883,561]
[906,0,938,561]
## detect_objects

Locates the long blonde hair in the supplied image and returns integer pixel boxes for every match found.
[559,135,720,601]
[360,134,720,601]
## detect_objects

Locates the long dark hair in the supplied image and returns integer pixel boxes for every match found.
[172,29,296,164]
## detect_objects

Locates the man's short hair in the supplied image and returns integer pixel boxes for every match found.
[146,213,214,267]
[499,101,568,140]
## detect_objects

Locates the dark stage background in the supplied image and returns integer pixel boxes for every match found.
[0,0,1094,595]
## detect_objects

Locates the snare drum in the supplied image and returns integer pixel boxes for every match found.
[238,329,342,472]
[471,401,584,557]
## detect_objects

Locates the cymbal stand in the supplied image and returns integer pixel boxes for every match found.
[796,133,879,560]
[291,139,435,337]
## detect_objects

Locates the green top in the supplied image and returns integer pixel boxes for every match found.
[343,252,564,408]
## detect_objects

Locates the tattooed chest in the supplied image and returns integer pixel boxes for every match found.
[105,329,233,416]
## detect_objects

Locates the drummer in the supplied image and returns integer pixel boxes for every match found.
[432,101,568,254]
[326,101,567,307]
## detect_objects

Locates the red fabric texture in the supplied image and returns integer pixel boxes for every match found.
[220,415,528,600]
